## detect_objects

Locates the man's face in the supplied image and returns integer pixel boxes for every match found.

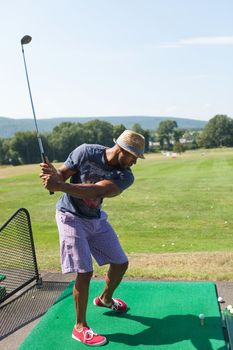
[118,148,138,168]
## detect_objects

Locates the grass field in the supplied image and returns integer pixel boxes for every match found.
[1,148,233,280]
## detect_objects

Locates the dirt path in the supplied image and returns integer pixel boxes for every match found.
[125,252,233,280]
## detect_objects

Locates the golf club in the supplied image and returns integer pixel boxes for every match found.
[21,35,54,195]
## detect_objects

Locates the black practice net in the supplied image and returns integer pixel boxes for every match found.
[0,208,40,303]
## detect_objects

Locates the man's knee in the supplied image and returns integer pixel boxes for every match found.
[110,261,129,274]
[74,271,93,291]
[121,261,129,273]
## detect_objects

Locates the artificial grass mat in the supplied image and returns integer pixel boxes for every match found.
[19,280,226,350]
[0,274,6,281]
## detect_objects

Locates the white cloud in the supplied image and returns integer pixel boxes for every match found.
[182,74,209,81]
[156,43,181,49]
[157,36,233,48]
[180,36,233,45]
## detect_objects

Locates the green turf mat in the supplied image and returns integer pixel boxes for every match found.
[0,274,6,281]
[18,281,226,350]
[223,308,233,350]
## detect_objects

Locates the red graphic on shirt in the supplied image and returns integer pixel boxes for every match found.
[83,198,101,208]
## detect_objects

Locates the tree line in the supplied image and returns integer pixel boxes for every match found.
[0,114,232,165]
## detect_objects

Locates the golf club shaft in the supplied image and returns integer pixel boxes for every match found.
[21,43,54,195]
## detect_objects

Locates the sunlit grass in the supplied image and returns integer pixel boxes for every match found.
[1,148,233,279]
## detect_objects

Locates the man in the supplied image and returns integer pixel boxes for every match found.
[40,129,145,346]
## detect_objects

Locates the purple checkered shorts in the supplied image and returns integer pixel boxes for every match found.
[56,210,128,273]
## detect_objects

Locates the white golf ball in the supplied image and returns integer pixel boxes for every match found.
[199,314,205,325]
[218,297,223,303]
[227,305,233,310]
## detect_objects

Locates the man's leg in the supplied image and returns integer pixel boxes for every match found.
[90,212,129,309]
[73,271,107,346]
[73,271,93,329]
[99,262,128,305]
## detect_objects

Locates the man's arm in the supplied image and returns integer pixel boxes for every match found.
[40,162,121,199]
[57,164,77,182]
[56,179,121,199]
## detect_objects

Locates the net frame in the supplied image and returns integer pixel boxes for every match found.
[0,208,40,304]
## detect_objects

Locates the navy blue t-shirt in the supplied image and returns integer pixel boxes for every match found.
[56,144,134,218]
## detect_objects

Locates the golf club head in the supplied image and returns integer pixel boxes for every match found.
[21,35,32,45]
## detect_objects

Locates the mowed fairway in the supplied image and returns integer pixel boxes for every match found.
[1,148,233,280]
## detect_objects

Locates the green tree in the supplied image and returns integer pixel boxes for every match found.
[49,122,86,161]
[182,130,200,150]
[173,128,185,142]
[49,119,115,162]
[0,138,4,164]
[0,138,16,165]
[199,115,233,148]
[173,141,186,154]
[157,120,178,149]
[10,131,50,164]
[84,120,114,146]
[113,124,126,140]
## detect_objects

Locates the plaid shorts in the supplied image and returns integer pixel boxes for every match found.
[56,210,128,273]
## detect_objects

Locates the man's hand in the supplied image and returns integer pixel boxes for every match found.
[40,173,63,192]
[40,157,58,176]
[40,158,64,192]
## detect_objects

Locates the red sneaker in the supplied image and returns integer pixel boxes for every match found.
[93,297,128,312]
[72,326,107,346]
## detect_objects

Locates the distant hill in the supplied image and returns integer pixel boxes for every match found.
[0,116,207,138]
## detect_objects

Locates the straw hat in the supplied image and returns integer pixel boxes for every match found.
[114,130,145,159]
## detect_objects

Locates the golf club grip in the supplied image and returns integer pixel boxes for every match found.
[41,153,54,195]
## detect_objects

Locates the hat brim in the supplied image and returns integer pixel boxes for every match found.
[113,139,145,159]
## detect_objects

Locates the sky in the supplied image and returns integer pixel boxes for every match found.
[1,0,233,121]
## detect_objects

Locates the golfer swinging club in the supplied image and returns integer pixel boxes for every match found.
[40,130,145,346]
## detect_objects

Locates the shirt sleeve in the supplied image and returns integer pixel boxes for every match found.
[110,169,134,191]
[64,144,87,171]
